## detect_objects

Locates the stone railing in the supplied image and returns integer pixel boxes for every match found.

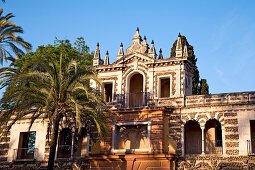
[109,91,255,109]
[185,91,255,107]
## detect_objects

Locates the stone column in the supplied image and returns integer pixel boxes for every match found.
[201,126,205,155]
[70,127,76,159]
[222,124,226,155]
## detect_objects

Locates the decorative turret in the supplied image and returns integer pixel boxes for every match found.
[104,51,109,65]
[175,33,183,58]
[93,42,101,66]
[126,28,156,54]
[183,43,189,58]
[149,40,157,59]
[117,42,124,60]
[158,48,163,59]
[142,36,149,53]
[132,27,142,44]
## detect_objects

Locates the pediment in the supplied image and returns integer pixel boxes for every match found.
[113,53,155,65]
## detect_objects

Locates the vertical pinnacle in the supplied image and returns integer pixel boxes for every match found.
[158,48,163,59]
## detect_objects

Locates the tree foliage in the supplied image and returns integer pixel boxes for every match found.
[0,8,31,64]
[0,39,109,170]
[200,79,209,95]
[170,35,209,95]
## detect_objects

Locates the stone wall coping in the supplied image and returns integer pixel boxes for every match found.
[153,91,255,108]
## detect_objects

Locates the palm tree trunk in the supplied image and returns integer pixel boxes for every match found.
[47,114,61,170]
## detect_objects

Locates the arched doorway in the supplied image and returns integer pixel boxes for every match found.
[185,120,202,154]
[205,119,222,154]
[129,73,143,107]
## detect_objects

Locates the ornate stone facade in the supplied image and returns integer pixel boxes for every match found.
[0,29,255,169]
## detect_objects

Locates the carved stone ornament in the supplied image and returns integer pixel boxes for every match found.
[126,41,148,54]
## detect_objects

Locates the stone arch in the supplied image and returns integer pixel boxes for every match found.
[184,120,202,154]
[204,119,223,154]
[198,118,207,126]
[126,70,146,94]
[194,113,211,122]
[182,114,191,124]
[128,72,144,107]
[122,66,148,94]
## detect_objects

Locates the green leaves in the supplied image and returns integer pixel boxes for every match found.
[0,8,32,64]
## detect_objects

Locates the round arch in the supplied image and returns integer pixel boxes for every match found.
[184,120,202,154]
[204,119,223,154]
[125,70,146,107]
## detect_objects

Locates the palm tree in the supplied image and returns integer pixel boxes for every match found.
[0,54,110,170]
[0,8,32,64]
[0,56,19,89]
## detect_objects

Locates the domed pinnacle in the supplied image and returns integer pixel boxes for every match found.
[117,42,124,60]
[136,27,139,32]
[93,42,101,66]
[104,51,109,65]
[149,40,156,58]
[178,32,181,37]
[158,48,163,59]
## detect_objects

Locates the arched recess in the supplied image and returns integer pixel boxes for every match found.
[184,120,202,154]
[126,71,145,107]
[205,119,222,154]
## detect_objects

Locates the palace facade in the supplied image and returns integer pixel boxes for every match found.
[0,29,255,169]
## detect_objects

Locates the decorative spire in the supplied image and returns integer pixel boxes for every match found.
[158,48,163,59]
[117,42,124,60]
[93,42,101,66]
[175,33,183,57]
[183,43,189,57]
[132,27,142,44]
[142,36,147,45]
[142,36,149,53]
[104,51,109,65]
[149,40,157,59]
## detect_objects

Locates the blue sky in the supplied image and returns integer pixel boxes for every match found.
[1,0,255,94]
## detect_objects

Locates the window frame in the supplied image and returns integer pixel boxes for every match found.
[17,131,37,160]
[111,121,151,153]
[101,80,115,103]
[157,75,172,98]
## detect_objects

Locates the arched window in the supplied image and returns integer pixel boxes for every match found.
[129,73,143,107]
[184,120,202,154]
[205,119,222,154]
